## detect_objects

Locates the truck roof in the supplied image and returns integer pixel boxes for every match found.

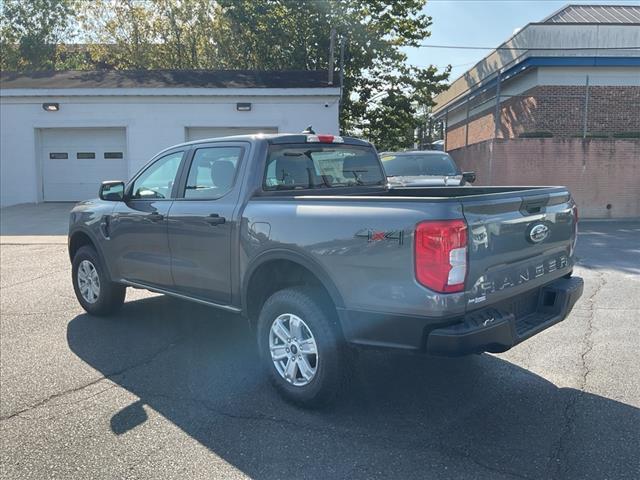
[380,150,451,156]
[175,133,373,150]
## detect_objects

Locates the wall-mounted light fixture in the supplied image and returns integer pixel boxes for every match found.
[42,103,60,112]
[236,102,252,112]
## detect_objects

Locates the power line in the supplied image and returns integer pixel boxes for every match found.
[412,44,640,51]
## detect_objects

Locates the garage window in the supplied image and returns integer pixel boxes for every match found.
[49,153,68,159]
[77,152,95,159]
[104,152,124,159]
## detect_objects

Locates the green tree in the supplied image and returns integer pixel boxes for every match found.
[0,0,80,70]
[80,0,159,69]
[209,0,449,148]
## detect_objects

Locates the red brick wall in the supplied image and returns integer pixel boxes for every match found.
[446,85,640,150]
[449,138,640,219]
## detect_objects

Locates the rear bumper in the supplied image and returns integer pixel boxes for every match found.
[339,276,584,354]
[426,276,584,356]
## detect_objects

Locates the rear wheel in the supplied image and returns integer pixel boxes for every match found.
[72,245,125,316]
[257,287,347,407]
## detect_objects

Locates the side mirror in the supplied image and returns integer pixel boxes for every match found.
[462,171,476,184]
[99,181,125,201]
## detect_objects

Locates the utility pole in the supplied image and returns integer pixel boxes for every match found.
[338,36,346,119]
[328,27,336,85]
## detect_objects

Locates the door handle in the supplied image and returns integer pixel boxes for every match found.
[206,213,226,225]
[148,212,164,222]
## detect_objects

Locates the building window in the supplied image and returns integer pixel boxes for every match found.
[77,152,96,159]
[49,153,68,159]
[104,152,124,159]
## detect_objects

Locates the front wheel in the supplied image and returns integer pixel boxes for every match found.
[257,287,347,407]
[72,245,126,316]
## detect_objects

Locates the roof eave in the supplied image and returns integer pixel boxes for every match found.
[0,87,342,97]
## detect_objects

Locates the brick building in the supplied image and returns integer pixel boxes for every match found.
[432,4,640,218]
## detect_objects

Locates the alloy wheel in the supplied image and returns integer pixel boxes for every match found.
[77,259,100,304]
[269,313,318,386]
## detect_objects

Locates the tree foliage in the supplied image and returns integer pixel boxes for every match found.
[0,0,81,70]
[0,0,450,150]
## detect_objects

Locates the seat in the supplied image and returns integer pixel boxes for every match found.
[211,160,236,191]
[274,156,317,187]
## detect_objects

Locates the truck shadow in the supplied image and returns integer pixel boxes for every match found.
[67,295,638,480]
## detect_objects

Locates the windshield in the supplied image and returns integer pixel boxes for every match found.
[380,153,459,177]
[264,144,386,190]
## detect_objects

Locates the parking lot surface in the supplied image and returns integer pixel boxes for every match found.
[1,221,638,479]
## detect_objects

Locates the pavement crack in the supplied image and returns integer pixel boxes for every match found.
[438,444,535,480]
[0,270,62,290]
[0,376,109,422]
[548,270,606,480]
[0,338,183,422]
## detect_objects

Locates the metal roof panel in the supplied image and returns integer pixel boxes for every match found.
[544,5,640,24]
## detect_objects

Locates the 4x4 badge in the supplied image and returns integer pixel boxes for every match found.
[355,229,404,245]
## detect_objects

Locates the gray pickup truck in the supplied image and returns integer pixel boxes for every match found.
[68,132,583,406]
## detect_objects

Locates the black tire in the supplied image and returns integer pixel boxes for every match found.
[257,287,348,408]
[72,245,126,316]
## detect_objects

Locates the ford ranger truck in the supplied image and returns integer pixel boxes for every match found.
[68,133,584,407]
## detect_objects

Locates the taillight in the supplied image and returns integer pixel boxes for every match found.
[415,219,468,293]
[306,134,344,143]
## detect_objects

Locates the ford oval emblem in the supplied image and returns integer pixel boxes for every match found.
[528,223,550,243]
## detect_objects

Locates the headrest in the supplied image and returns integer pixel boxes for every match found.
[211,160,235,190]
[274,156,315,186]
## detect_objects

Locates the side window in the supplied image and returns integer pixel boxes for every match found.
[131,151,183,199]
[184,147,242,199]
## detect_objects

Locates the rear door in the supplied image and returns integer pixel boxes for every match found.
[167,143,246,304]
[463,189,577,308]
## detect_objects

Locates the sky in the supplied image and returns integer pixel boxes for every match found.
[403,0,640,83]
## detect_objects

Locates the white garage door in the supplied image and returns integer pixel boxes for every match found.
[41,127,127,201]
[185,127,277,142]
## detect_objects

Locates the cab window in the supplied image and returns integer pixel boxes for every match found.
[264,144,384,190]
[131,151,184,199]
[183,147,243,199]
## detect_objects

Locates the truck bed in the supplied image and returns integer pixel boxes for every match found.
[256,185,568,202]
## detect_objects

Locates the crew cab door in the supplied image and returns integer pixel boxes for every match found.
[107,149,186,288]
[167,143,246,304]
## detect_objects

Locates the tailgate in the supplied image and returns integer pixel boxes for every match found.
[463,188,577,309]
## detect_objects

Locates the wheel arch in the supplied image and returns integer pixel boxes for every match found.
[68,228,114,280]
[242,249,345,328]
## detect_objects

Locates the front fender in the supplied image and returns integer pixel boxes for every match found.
[68,226,115,281]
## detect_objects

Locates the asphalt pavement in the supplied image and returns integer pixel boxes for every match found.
[0,221,638,479]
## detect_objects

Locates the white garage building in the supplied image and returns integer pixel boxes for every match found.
[0,70,340,206]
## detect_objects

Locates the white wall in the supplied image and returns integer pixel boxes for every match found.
[0,93,339,206]
[537,66,640,86]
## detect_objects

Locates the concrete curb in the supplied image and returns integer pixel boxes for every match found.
[0,236,67,245]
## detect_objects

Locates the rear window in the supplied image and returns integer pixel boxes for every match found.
[264,144,385,190]
[381,153,459,177]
